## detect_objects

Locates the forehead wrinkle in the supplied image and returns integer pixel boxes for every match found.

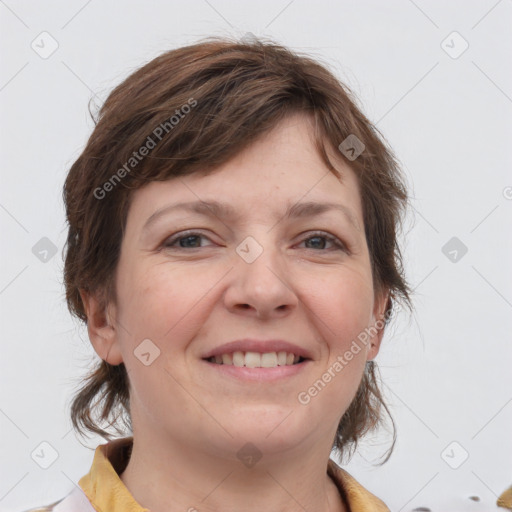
[142,198,360,234]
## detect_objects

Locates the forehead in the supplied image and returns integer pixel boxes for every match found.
[127,114,363,229]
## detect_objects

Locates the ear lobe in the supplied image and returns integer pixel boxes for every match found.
[79,289,124,366]
[366,288,391,361]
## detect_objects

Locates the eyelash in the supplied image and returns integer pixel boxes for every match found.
[162,230,347,252]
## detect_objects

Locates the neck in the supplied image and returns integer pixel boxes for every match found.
[119,431,346,512]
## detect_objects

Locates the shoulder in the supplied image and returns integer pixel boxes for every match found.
[20,486,95,512]
[20,499,64,512]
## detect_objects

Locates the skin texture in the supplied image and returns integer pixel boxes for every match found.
[81,113,389,512]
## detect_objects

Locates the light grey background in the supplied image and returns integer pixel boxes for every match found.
[1,1,511,511]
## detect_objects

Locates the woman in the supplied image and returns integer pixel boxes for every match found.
[24,37,412,512]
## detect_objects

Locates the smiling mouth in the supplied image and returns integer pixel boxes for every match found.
[204,351,307,368]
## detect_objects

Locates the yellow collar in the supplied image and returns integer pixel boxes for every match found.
[79,437,147,512]
[79,437,389,512]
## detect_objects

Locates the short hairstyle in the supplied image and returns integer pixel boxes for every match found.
[63,36,412,464]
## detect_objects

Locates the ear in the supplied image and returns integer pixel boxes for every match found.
[366,288,390,361]
[79,289,124,365]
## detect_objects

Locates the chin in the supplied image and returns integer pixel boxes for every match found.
[223,408,309,449]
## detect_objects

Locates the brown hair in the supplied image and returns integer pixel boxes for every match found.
[63,36,412,464]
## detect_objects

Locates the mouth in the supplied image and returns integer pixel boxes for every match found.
[201,350,312,382]
[203,351,308,368]
[200,339,313,381]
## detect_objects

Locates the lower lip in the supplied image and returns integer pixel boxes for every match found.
[202,360,311,382]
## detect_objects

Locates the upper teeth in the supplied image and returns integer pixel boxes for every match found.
[210,351,301,368]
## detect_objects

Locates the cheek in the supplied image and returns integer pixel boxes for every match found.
[304,269,374,348]
[298,279,372,420]
[116,261,221,344]
[115,263,216,414]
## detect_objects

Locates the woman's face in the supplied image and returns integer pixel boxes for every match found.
[97,114,388,460]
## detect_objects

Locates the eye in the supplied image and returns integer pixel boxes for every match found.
[161,230,347,252]
[163,231,213,249]
[299,231,347,252]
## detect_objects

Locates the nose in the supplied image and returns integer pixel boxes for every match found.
[223,240,299,319]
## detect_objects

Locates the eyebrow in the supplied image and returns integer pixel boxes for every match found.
[142,199,360,232]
